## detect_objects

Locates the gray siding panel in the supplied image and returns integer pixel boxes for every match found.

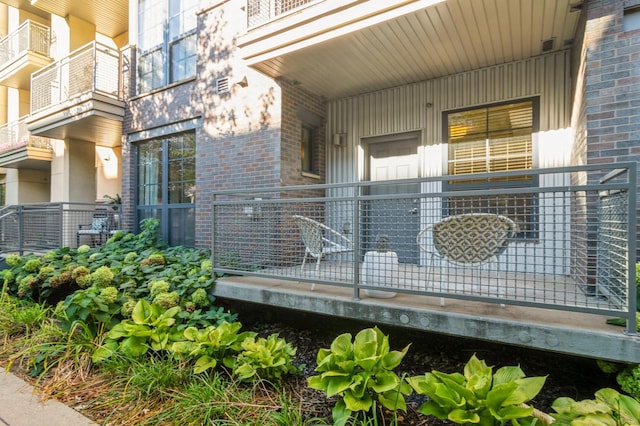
[326,50,572,184]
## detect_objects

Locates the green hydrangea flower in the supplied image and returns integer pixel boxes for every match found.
[190,288,209,308]
[72,266,92,288]
[183,301,196,312]
[89,253,100,262]
[153,291,180,309]
[42,251,56,262]
[62,254,72,262]
[91,266,114,288]
[37,266,55,281]
[6,254,20,267]
[617,363,640,400]
[2,269,14,284]
[121,299,137,318]
[201,259,212,273]
[124,252,138,263]
[149,280,170,298]
[77,245,91,254]
[100,287,119,304]
[23,258,41,273]
[148,253,165,265]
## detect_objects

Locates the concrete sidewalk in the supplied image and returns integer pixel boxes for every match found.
[0,372,97,426]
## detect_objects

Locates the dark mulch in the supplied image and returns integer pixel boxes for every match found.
[224,298,620,425]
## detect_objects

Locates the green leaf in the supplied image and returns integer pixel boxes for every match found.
[353,328,378,361]
[326,376,354,397]
[493,365,526,387]
[343,389,372,411]
[370,371,400,393]
[379,389,407,411]
[493,404,533,421]
[382,346,409,370]
[194,355,216,374]
[449,408,481,424]
[120,336,149,357]
[332,400,352,426]
[330,333,353,358]
[417,400,450,419]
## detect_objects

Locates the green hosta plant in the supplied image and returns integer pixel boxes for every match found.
[551,387,640,425]
[408,354,548,425]
[92,299,182,361]
[171,321,255,374]
[231,333,298,382]
[308,326,411,426]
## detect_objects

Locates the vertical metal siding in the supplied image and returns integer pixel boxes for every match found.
[327,50,572,184]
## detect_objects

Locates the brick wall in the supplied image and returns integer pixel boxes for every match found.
[583,0,640,258]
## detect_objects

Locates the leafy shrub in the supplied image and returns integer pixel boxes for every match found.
[408,354,547,425]
[616,364,640,400]
[308,326,411,426]
[231,333,299,382]
[551,387,640,425]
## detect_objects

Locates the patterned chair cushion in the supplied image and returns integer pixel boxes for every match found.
[91,217,108,231]
[432,213,517,266]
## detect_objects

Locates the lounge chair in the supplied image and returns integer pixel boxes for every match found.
[292,215,353,289]
[416,213,518,305]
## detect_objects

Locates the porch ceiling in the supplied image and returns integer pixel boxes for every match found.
[29,0,128,38]
[244,0,583,100]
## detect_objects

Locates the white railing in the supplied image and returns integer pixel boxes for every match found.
[30,41,121,114]
[0,116,51,154]
[0,20,50,67]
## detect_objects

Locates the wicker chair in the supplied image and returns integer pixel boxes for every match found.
[416,213,518,305]
[292,215,353,290]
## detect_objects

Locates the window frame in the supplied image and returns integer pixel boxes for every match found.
[135,131,196,247]
[441,97,540,239]
[137,0,197,94]
[301,123,318,176]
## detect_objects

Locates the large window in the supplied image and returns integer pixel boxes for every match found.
[137,132,196,247]
[444,98,538,238]
[138,0,197,93]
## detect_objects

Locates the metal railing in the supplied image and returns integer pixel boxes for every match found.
[0,116,51,154]
[212,163,637,332]
[0,202,121,254]
[30,41,122,115]
[0,20,50,68]
[247,0,319,27]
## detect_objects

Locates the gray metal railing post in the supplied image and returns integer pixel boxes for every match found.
[626,162,637,335]
[351,184,360,300]
[17,205,23,255]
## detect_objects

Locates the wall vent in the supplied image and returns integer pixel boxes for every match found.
[216,77,230,94]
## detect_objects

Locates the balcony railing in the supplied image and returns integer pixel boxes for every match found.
[212,163,637,332]
[0,116,51,154]
[247,0,319,27]
[0,202,121,254]
[0,20,50,67]
[30,41,121,115]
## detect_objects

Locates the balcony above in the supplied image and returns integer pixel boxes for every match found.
[239,0,582,100]
[0,117,52,170]
[0,20,53,90]
[27,42,124,147]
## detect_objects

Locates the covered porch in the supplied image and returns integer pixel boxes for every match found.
[211,163,639,363]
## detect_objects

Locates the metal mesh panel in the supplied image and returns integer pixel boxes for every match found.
[213,165,636,318]
[0,203,122,254]
[31,42,121,114]
[247,0,318,27]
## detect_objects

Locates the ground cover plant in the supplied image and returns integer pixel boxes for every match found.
[0,220,637,425]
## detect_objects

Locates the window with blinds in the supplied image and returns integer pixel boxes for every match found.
[444,99,538,238]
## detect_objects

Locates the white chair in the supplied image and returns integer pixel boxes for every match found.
[292,215,353,289]
[77,208,113,247]
[417,213,518,306]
